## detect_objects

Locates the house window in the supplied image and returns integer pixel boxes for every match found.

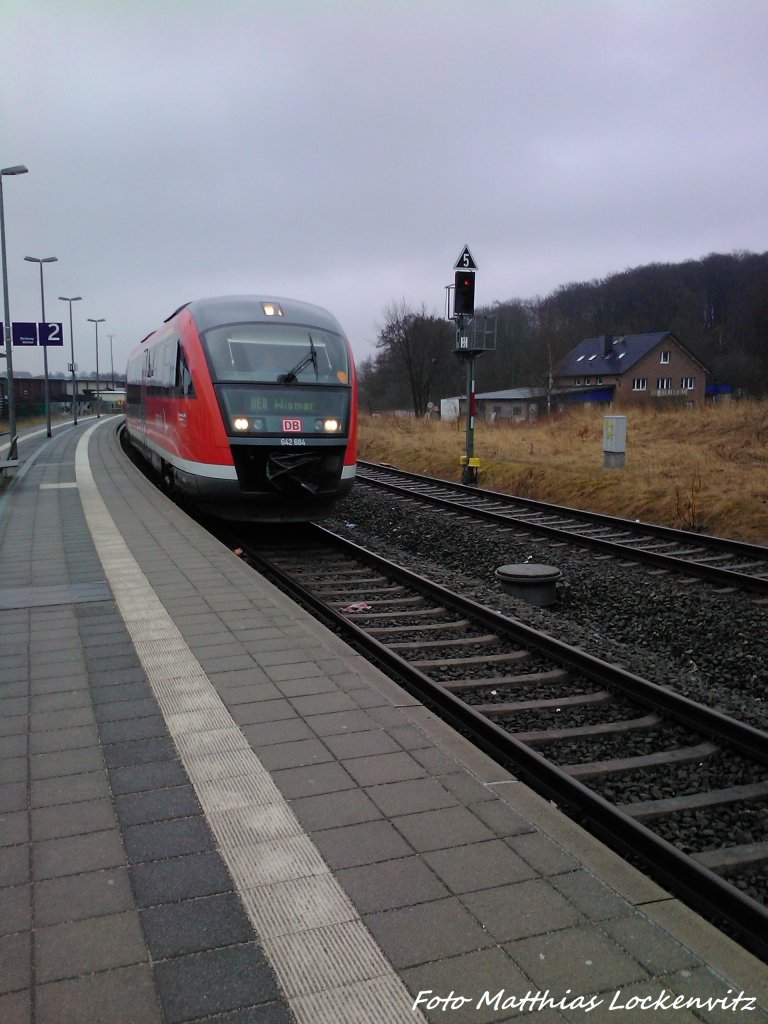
[656,377,672,390]
[632,378,647,391]
[681,377,695,390]
[596,377,603,385]
[660,350,670,364]
[574,377,582,385]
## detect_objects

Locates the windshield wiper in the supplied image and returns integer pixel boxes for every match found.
[278,334,318,384]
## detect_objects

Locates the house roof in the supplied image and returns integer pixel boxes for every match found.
[554,332,675,377]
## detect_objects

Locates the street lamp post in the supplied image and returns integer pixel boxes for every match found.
[0,164,28,460]
[108,334,115,389]
[25,255,58,437]
[88,318,105,418]
[60,295,82,426]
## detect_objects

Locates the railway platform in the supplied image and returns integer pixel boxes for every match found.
[1,417,767,1024]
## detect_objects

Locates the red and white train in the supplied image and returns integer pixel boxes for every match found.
[125,295,357,521]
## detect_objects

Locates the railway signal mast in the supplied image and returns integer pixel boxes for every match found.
[450,244,485,484]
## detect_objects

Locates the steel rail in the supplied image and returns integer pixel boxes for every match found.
[235,522,768,962]
[357,461,768,595]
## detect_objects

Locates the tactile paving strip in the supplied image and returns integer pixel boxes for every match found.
[76,423,424,1024]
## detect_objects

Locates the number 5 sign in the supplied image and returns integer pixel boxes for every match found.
[454,245,477,271]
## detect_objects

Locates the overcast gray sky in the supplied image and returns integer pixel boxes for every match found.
[2,0,766,378]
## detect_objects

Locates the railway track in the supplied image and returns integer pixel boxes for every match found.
[220,521,768,962]
[357,460,768,596]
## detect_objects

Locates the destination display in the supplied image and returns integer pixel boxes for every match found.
[218,384,350,437]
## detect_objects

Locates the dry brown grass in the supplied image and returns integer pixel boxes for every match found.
[358,401,768,544]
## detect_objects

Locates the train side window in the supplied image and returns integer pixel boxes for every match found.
[176,344,195,397]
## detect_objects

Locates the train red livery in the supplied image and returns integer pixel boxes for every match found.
[125,295,357,521]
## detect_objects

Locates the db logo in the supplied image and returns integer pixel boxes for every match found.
[282,419,301,432]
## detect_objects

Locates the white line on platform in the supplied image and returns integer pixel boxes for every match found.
[76,421,424,1024]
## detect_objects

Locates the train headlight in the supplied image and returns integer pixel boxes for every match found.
[315,418,340,432]
[233,417,249,431]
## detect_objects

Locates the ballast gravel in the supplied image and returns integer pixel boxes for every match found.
[327,485,768,732]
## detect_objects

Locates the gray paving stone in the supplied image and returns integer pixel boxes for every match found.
[0,757,28,785]
[256,737,333,771]
[0,841,30,888]
[0,782,27,814]
[34,867,135,926]
[34,963,162,1024]
[34,909,147,982]
[337,855,449,914]
[115,784,202,827]
[90,681,153,704]
[601,912,703,974]
[506,830,580,875]
[402,947,532,1024]
[312,818,413,869]
[272,760,356,799]
[391,806,496,854]
[32,829,126,880]
[207,667,272,689]
[507,923,649,991]
[439,771,497,805]
[29,746,105,780]
[122,815,215,864]
[551,869,634,922]
[0,931,31,994]
[214,681,283,705]
[29,706,95,732]
[102,736,177,769]
[153,943,281,1024]
[109,759,189,795]
[342,750,428,787]
[92,698,159,723]
[97,715,168,744]
[0,714,28,737]
[0,734,27,757]
[0,883,31,935]
[424,839,538,893]
[462,878,583,942]
[469,797,535,838]
[0,811,28,847]
[273,675,337,698]
[288,691,359,716]
[364,897,495,969]
[0,988,30,1024]
[228,698,297,726]
[30,770,111,808]
[31,797,117,841]
[365,777,460,817]
[321,729,402,760]
[240,718,314,747]
[140,891,254,958]
[304,709,378,736]
[290,787,383,831]
[130,850,235,907]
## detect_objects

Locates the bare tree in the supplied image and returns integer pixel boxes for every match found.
[376,300,454,415]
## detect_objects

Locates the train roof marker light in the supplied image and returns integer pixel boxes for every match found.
[262,302,284,317]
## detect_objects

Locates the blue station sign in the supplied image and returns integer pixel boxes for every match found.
[0,321,64,347]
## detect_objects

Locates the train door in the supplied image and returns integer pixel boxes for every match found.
[140,347,153,449]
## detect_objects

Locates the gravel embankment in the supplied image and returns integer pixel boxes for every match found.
[326,486,768,732]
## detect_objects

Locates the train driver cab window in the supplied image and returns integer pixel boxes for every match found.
[175,344,195,397]
[203,324,350,385]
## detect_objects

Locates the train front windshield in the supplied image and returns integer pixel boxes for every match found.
[203,322,352,439]
[203,323,350,384]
